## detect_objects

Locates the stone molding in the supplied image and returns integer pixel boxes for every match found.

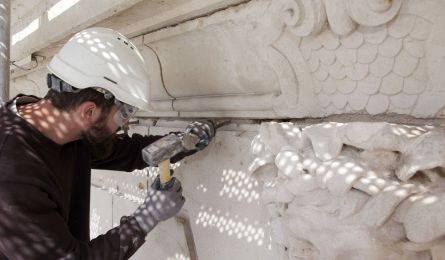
[9,0,445,119]
[141,0,445,118]
[249,121,445,259]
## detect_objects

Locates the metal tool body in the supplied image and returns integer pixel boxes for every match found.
[142,133,199,188]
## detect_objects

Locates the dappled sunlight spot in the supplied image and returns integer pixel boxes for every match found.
[47,0,80,21]
[303,158,319,172]
[338,167,348,175]
[196,184,207,193]
[385,185,397,192]
[394,189,408,197]
[275,150,304,177]
[146,162,181,179]
[127,64,137,75]
[323,170,334,182]
[167,253,190,260]
[39,121,49,129]
[26,118,35,125]
[107,63,119,76]
[345,174,357,183]
[391,125,428,138]
[353,166,364,172]
[102,51,111,60]
[368,185,380,193]
[264,179,278,188]
[93,172,153,204]
[376,178,386,186]
[58,123,68,133]
[422,196,438,205]
[123,193,144,204]
[196,206,265,246]
[54,128,64,139]
[331,161,340,168]
[117,63,128,75]
[321,122,344,129]
[248,156,271,173]
[345,162,355,168]
[41,108,49,115]
[392,127,406,136]
[219,169,260,203]
[90,208,101,239]
[110,52,120,61]
[130,168,149,178]
[62,112,71,120]
[12,18,39,45]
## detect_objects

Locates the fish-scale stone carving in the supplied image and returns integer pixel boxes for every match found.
[300,1,435,116]
[357,43,378,63]
[380,73,404,95]
[136,0,445,118]
[358,74,381,95]
[337,79,356,94]
[404,77,426,95]
[249,122,445,260]
[347,89,369,111]
[388,14,416,38]
[345,63,368,81]
[335,47,356,66]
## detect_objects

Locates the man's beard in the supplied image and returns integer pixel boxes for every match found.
[82,118,116,161]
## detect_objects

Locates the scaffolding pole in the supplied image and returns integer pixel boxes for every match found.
[0,0,10,104]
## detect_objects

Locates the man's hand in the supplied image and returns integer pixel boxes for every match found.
[132,177,185,234]
[185,121,216,150]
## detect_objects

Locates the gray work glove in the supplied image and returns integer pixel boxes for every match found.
[132,176,185,234]
[184,120,216,150]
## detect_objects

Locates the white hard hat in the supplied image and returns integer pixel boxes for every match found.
[47,27,151,111]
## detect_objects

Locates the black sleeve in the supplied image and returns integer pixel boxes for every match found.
[91,133,197,172]
[0,183,146,260]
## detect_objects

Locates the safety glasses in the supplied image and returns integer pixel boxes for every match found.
[113,99,138,126]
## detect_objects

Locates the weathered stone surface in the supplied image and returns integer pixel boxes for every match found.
[358,74,381,95]
[10,0,445,119]
[380,73,404,95]
[366,94,390,115]
[250,122,445,259]
[379,37,403,57]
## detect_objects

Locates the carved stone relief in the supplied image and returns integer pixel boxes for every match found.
[142,0,445,118]
[249,122,445,259]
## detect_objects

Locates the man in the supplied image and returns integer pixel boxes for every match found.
[0,28,215,259]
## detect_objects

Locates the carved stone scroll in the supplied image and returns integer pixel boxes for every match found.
[249,122,445,259]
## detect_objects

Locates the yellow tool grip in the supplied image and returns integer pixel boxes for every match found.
[159,159,171,186]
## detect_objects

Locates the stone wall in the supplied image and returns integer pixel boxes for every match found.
[90,123,276,260]
[8,0,445,259]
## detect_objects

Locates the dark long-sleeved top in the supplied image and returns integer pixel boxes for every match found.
[0,95,194,259]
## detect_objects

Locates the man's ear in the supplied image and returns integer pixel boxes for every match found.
[77,101,101,127]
